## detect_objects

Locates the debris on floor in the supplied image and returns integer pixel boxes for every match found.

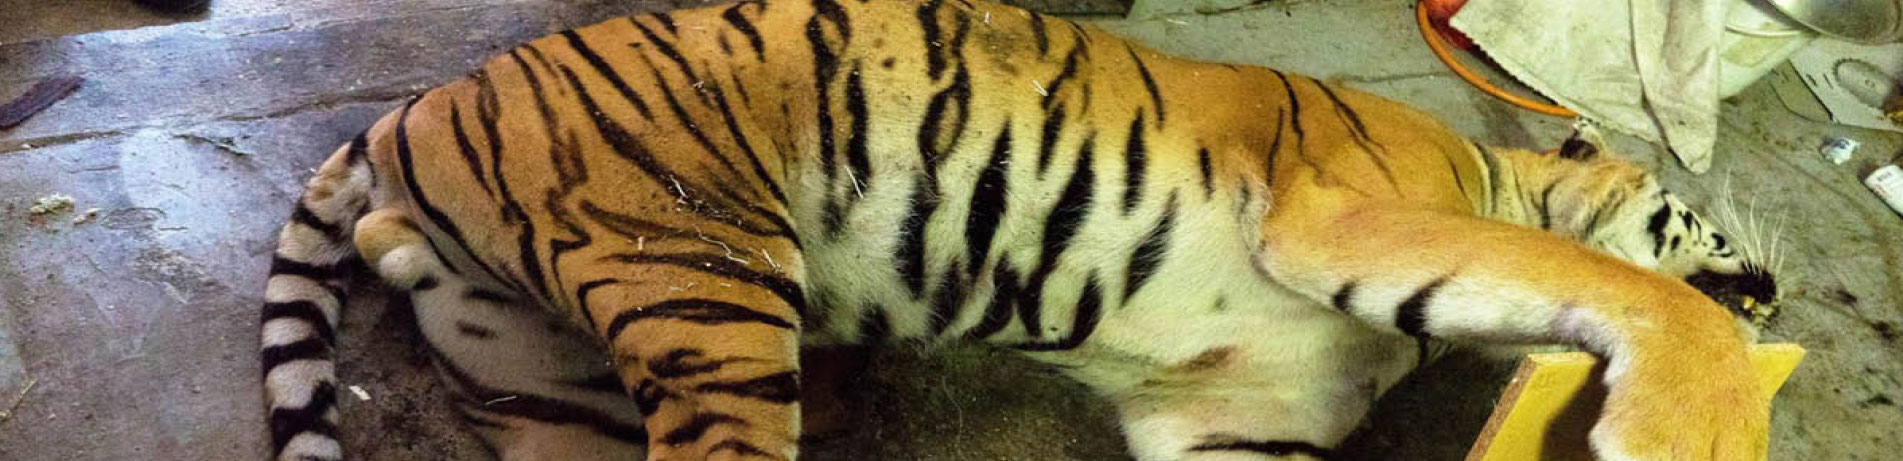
[1866,164,1903,216]
[26,195,75,217]
[0,378,37,425]
[1821,136,1860,165]
[71,208,103,225]
[0,76,82,129]
[347,385,371,402]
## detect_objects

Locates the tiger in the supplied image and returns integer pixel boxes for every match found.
[254,0,1784,459]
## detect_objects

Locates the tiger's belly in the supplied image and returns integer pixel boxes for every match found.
[792,177,1417,390]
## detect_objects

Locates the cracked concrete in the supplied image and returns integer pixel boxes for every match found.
[2,0,1900,460]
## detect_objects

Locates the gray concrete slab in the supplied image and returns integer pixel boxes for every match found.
[0,0,1897,460]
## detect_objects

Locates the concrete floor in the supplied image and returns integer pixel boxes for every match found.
[1,0,1899,460]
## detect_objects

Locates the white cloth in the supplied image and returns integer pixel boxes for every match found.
[1452,0,1724,172]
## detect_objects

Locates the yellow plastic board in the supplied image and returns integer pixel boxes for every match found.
[1465,343,1805,461]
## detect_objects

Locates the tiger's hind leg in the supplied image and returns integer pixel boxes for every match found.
[559,226,807,461]
[354,209,646,460]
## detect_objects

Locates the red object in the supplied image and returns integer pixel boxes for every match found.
[1421,0,1476,49]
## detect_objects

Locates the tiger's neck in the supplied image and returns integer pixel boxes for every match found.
[1476,147,1584,236]
[1476,146,1653,241]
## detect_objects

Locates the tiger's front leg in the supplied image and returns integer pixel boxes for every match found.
[1256,186,1767,460]
[563,234,807,461]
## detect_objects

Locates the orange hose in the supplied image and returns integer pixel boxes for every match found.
[1414,2,1578,118]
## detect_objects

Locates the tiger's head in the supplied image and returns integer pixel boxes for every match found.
[1514,133,1781,330]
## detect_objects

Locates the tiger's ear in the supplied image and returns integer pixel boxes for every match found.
[1557,132,1599,160]
[1555,122,1608,160]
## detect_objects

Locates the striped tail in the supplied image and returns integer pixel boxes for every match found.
[259,134,376,461]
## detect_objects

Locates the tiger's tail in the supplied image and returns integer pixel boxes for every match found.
[258,134,377,461]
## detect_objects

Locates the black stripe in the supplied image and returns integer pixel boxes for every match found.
[1582,189,1625,234]
[696,60,791,209]
[634,53,749,183]
[918,62,972,167]
[412,275,440,291]
[1197,148,1214,199]
[466,288,514,304]
[1016,274,1104,351]
[343,133,369,165]
[1040,44,1083,112]
[579,201,689,241]
[897,174,938,298]
[1128,46,1165,124]
[269,256,343,281]
[693,371,799,403]
[1034,103,1067,177]
[288,204,343,237]
[1189,437,1332,458]
[1447,154,1468,197]
[843,64,872,208]
[1331,280,1357,312]
[927,262,970,335]
[1122,112,1147,214]
[1264,107,1284,184]
[965,125,1011,278]
[564,372,626,393]
[261,338,331,375]
[573,59,789,239]
[604,298,795,340]
[472,69,531,295]
[1313,80,1399,191]
[812,0,850,41]
[269,382,339,453]
[394,97,510,288]
[1021,139,1095,338]
[559,30,654,119]
[806,4,845,235]
[1270,71,1318,173]
[1124,193,1175,300]
[628,18,701,86]
[605,253,806,314]
[662,412,747,446]
[1646,205,1671,257]
[709,440,777,459]
[859,307,892,343]
[1029,12,1050,56]
[646,12,678,35]
[1473,143,1503,213]
[722,3,767,60]
[649,348,754,379]
[1396,277,1448,337]
[1417,336,1434,367]
[917,0,948,78]
[446,103,499,200]
[634,379,670,415]
[1539,183,1560,230]
[965,260,1020,339]
[574,278,621,334]
[454,321,496,339]
[261,301,336,346]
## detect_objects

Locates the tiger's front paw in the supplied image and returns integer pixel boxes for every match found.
[1589,348,1768,461]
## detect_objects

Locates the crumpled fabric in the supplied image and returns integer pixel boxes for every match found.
[1452,0,1723,172]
